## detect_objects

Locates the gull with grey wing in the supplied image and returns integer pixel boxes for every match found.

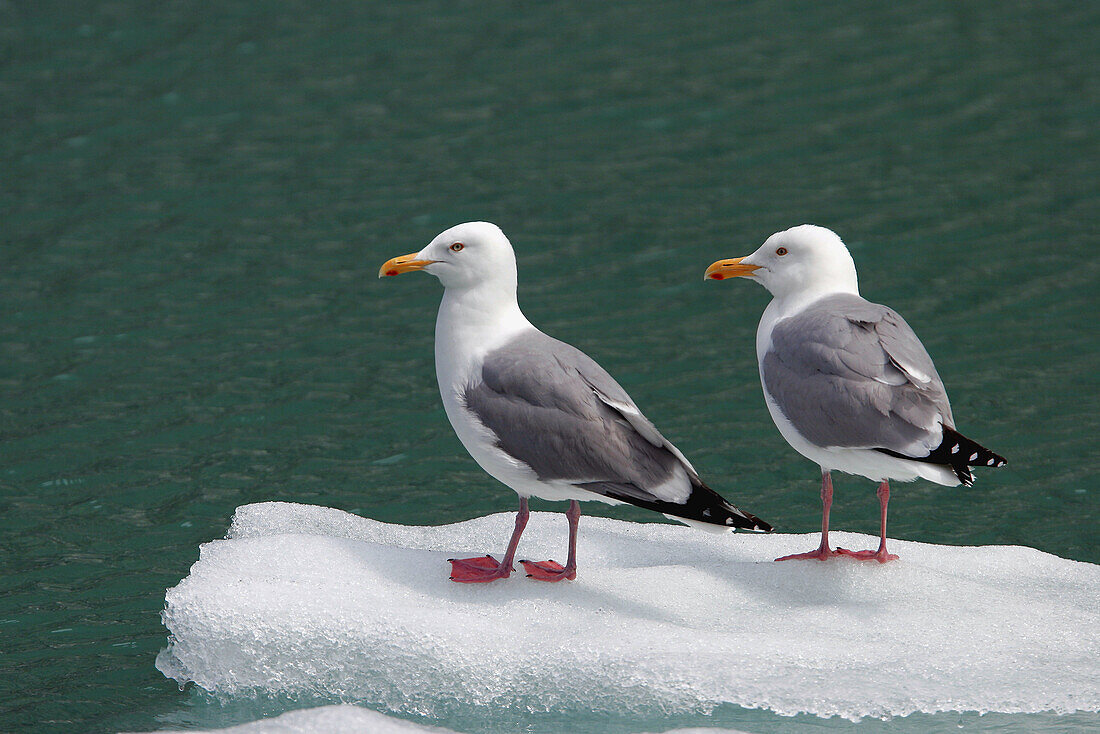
[380,221,770,583]
[706,225,1005,562]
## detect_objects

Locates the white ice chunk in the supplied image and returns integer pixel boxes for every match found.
[127,704,459,733]
[156,502,1100,722]
[127,704,755,734]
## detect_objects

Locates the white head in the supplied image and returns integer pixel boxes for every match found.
[379,221,518,297]
[705,224,860,300]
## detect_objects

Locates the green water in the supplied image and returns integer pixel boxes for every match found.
[1,1,1097,732]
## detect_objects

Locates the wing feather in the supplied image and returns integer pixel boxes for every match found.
[462,331,694,503]
[762,293,953,457]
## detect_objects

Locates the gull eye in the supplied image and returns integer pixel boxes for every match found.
[450,242,464,252]
[776,247,788,256]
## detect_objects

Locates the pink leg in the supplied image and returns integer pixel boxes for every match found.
[448,497,529,582]
[776,471,839,561]
[520,500,580,581]
[835,480,899,563]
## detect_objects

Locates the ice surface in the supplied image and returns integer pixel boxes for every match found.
[157,502,1100,722]
[129,704,458,733]
[129,704,753,734]
[129,703,757,734]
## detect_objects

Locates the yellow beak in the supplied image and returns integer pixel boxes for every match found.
[378,252,435,278]
[704,257,759,281]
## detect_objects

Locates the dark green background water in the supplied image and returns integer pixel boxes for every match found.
[2,2,1097,732]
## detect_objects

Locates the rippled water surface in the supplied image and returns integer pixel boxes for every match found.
[1,2,1097,732]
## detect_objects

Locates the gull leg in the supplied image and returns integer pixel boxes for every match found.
[872,480,899,561]
[448,496,529,582]
[521,500,580,581]
[776,471,838,561]
[835,480,899,563]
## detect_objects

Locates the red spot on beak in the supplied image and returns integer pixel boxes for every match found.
[386,270,398,276]
[711,273,724,280]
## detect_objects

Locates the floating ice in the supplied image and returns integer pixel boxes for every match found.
[157,502,1100,722]
[129,704,459,733]
[129,703,754,734]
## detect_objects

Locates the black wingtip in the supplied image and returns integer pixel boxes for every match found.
[750,516,774,533]
[876,426,1006,485]
[683,486,773,533]
[940,427,1007,483]
[713,487,773,533]
[576,479,771,533]
[722,504,773,533]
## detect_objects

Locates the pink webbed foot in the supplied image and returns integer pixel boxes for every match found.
[775,546,839,562]
[834,547,899,563]
[778,472,840,562]
[834,480,900,562]
[519,559,576,582]
[448,555,513,583]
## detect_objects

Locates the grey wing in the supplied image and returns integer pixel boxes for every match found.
[570,352,702,480]
[461,330,694,503]
[762,293,953,457]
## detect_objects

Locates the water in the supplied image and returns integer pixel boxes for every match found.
[1,1,1096,732]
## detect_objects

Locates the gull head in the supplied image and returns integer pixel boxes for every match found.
[379,221,518,294]
[705,224,859,300]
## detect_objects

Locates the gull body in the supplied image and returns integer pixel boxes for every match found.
[706,225,1005,562]
[382,222,770,582]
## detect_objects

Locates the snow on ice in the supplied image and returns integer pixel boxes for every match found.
[156,502,1100,722]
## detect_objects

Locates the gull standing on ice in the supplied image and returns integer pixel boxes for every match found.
[705,225,1005,562]
[380,222,771,583]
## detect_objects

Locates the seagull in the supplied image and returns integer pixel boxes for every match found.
[705,225,1005,563]
[380,221,771,583]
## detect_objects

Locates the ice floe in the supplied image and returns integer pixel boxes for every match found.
[156,502,1100,722]
[129,703,756,734]
[127,704,458,733]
